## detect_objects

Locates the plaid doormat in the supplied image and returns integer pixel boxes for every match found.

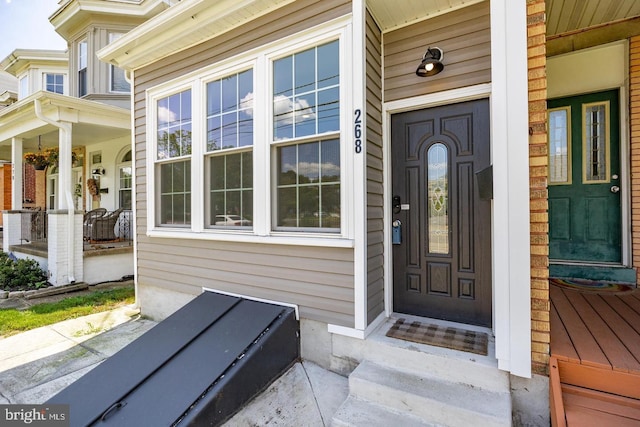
[386,318,488,356]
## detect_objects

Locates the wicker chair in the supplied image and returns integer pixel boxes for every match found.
[85,208,123,241]
[83,208,107,241]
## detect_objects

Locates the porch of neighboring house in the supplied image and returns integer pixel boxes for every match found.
[549,284,640,426]
[5,208,134,285]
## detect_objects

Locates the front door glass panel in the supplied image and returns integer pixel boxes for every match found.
[548,107,571,184]
[427,143,449,254]
[583,102,609,183]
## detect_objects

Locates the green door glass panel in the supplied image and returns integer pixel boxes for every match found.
[548,90,621,263]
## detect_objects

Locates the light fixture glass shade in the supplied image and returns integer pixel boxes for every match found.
[416,47,444,77]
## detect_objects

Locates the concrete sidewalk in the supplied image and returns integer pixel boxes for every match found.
[0,305,348,425]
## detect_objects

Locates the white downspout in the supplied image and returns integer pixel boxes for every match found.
[34,99,76,283]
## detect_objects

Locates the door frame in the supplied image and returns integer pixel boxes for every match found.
[384,83,494,321]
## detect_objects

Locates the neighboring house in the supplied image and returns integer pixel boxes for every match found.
[0,0,174,285]
[0,71,18,226]
[97,0,640,424]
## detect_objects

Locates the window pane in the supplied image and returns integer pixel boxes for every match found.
[210,155,225,190]
[207,80,221,116]
[222,74,237,113]
[221,112,238,150]
[278,187,297,227]
[274,95,294,140]
[321,138,340,182]
[294,93,316,138]
[584,103,608,182]
[298,142,319,182]
[295,48,315,93]
[111,66,130,92]
[226,153,241,189]
[274,56,292,98]
[428,143,449,254]
[239,110,253,147]
[317,41,339,88]
[207,116,222,151]
[549,108,570,184]
[299,185,319,227]
[318,87,339,133]
[321,184,340,228]
[278,145,297,185]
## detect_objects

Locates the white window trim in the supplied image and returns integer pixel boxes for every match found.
[116,147,133,210]
[145,18,354,247]
[43,72,66,95]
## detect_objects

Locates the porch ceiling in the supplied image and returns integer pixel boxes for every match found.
[546,0,640,55]
[0,91,130,161]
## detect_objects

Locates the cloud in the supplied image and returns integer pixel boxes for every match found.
[239,91,254,115]
[274,95,316,126]
[158,106,177,124]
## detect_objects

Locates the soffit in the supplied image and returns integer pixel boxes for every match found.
[366,0,486,32]
[98,0,296,70]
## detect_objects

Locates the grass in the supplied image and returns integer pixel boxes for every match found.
[0,287,135,337]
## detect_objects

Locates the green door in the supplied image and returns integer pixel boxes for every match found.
[548,90,621,263]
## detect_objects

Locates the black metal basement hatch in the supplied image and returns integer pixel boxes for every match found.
[47,291,299,426]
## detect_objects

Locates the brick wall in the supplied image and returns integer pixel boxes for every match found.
[527,0,550,376]
[631,36,640,283]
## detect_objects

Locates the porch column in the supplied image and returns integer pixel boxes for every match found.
[491,0,531,378]
[57,124,73,210]
[11,137,23,210]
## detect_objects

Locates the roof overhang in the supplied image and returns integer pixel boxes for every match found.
[0,91,130,159]
[1,49,68,77]
[50,0,174,40]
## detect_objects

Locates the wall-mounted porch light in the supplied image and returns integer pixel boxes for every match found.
[416,47,444,77]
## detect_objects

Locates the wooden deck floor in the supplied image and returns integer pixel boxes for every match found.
[550,284,640,426]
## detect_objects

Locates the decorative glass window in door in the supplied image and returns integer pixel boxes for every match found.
[548,107,571,184]
[427,143,448,254]
[583,101,609,183]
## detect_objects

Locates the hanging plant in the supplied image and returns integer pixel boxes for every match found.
[23,152,51,170]
[23,148,78,170]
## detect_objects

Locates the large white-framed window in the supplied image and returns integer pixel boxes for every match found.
[156,88,192,226]
[108,33,131,93]
[44,73,64,94]
[205,68,254,229]
[272,40,340,232]
[147,20,350,244]
[78,39,88,96]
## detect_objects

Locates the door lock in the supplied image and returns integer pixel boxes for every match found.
[392,219,402,245]
[610,185,620,193]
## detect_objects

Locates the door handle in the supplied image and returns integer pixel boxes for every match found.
[611,185,620,193]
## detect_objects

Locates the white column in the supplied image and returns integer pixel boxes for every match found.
[57,125,73,210]
[11,137,23,210]
[491,0,531,378]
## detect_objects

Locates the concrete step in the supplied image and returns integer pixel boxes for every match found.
[331,396,437,427]
[340,360,511,427]
[332,318,509,393]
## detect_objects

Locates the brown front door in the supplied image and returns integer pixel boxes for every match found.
[391,99,492,327]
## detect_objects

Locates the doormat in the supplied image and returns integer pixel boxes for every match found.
[550,277,636,294]
[386,318,488,356]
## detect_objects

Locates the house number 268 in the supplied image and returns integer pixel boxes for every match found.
[354,109,362,153]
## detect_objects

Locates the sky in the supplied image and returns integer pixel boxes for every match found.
[0,0,67,61]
